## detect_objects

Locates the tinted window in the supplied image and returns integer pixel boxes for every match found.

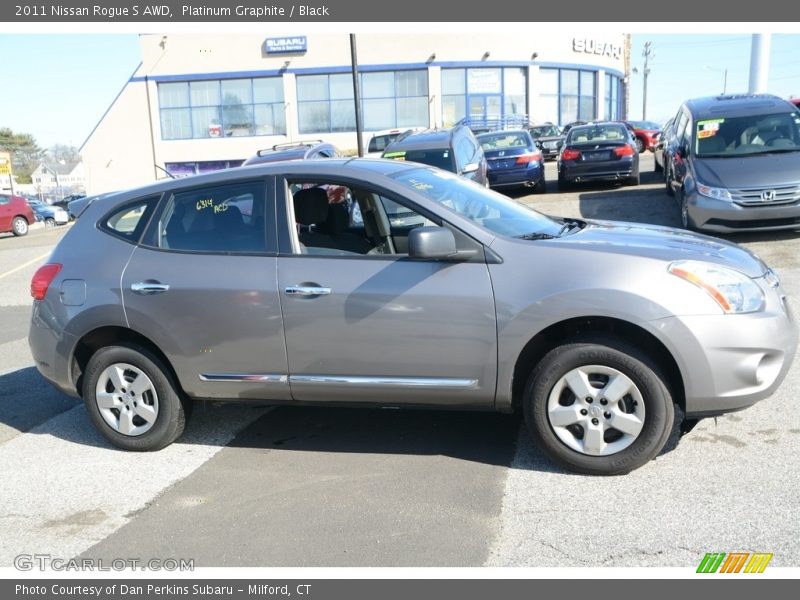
[155,182,268,253]
[694,110,800,157]
[385,149,455,172]
[101,197,159,243]
[0,195,9,205]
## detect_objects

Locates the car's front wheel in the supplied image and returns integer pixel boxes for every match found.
[83,343,190,451]
[12,217,29,236]
[44,217,56,229]
[523,336,674,475]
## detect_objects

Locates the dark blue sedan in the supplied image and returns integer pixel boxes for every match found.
[476,130,546,193]
[557,122,640,190]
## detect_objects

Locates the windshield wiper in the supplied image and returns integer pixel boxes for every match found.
[515,232,557,240]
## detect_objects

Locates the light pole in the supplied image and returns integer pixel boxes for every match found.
[41,165,61,202]
[632,41,654,120]
[703,65,728,94]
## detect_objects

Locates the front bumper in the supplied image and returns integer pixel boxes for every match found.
[649,291,797,417]
[688,191,800,233]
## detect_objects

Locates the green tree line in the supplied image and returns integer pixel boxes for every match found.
[0,128,80,184]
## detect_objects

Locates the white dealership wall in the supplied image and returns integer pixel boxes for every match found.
[81,33,626,194]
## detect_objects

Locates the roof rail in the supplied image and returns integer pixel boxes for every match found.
[257,140,325,155]
[457,115,530,132]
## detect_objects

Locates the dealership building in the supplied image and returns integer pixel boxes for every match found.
[81,33,629,194]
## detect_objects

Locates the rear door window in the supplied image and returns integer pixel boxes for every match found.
[150,181,273,254]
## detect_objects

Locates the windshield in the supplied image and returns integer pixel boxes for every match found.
[383,149,455,172]
[567,124,629,145]
[389,167,562,238]
[695,110,800,157]
[478,132,532,151]
[629,120,661,130]
[530,125,560,137]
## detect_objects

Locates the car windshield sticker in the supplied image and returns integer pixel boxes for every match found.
[698,129,717,139]
[383,151,406,160]
[408,179,434,191]
[196,198,228,213]
[697,119,723,138]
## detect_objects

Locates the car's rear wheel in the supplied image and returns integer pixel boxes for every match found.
[557,173,571,192]
[523,336,674,475]
[44,217,56,229]
[635,138,645,153]
[11,217,29,236]
[626,172,640,186]
[533,177,547,194]
[83,343,189,451]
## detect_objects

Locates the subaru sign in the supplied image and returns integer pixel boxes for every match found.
[264,36,308,55]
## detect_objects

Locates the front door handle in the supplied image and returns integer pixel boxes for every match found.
[284,285,331,297]
[131,281,170,295]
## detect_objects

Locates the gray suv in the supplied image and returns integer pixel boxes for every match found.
[29,159,797,475]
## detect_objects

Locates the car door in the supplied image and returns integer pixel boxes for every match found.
[0,195,10,231]
[276,177,497,407]
[120,177,291,402]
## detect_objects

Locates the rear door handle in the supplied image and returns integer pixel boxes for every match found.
[284,285,331,297]
[131,281,170,295]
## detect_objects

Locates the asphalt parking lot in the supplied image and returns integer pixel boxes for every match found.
[2,153,799,569]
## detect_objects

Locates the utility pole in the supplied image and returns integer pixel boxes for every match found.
[350,34,364,157]
[748,34,771,94]
[641,42,654,120]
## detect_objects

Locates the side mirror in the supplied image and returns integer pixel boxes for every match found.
[461,162,480,174]
[408,226,457,259]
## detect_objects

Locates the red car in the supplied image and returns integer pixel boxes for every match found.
[790,97,800,108]
[625,120,662,153]
[0,193,35,236]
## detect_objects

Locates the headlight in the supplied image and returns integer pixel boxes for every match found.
[668,260,764,313]
[696,182,732,201]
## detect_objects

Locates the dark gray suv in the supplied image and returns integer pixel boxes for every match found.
[29,159,797,475]
[382,125,489,187]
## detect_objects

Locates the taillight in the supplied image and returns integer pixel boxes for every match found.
[614,144,635,157]
[515,151,542,164]
[561,148,581,161]
[31,263,62,301]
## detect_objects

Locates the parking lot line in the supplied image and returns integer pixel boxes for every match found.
[0,251,50,281]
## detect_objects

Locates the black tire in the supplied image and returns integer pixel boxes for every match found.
[83,343,189,451]
[664,166,675,197]
[533,177,547,194]
[557,174,571,192]
[523,336,675,475]
[44,217,56,229]
[11,216,28,236]
[635,138,645,154]
[654,156,663,173]
[678,187,697,231]
[625,172,640,186]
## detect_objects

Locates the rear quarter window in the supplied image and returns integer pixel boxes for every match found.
[99,196,160,244]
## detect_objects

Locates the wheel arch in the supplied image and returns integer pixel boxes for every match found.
[509,316,685,414]
[70,326,183,399]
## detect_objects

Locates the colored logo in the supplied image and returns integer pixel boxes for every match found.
[696,552,773,573]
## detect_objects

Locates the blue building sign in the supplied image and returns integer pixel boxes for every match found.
[264,36,308,55]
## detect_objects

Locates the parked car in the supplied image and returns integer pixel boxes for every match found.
[790,97,800,108]
[663,93,800,232]
[365,128,422,157]
[560,120,588,136]
[557,122,640,189]
[26,199,69,228]
[242,140,340,166]
[476,129,546,193]
[527,123,565,160]
[625,120,663,153]
[0,193,35,236]
[382,125,489,187]
[653,118,674,174]
[52,194,85,219]
[29,159,797,475]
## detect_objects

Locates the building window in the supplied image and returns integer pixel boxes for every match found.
[165,160,245,178]
[605,73,622,121]
[539,68,597,126]
[441,67,528,128]
[158,78,285,140]
[297,73,355,134]
[297,70,429,134]
[361,70,428,130]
